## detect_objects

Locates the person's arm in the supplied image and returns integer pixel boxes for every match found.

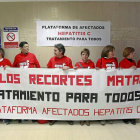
[46,58,52,68]
[63,58,73,70]
[90,61,95,69]
[115,57,119,68]
[4,59,12,70]
[12,56,18,67]
[34,55,41,68]
[137,60,140,68]
[96,58,101,69]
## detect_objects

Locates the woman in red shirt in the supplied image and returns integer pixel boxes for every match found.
[75,48,95,126]
[119,47,136,125]
[96,45,118,70]
[96,45,118,125]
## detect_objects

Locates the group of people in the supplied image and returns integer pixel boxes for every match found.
[0,41,139,126]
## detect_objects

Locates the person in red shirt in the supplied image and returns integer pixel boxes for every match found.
[0,48,12,125]
[0,48,12,69]
[75,48,95,69]
[96,45,118,70]
[47,45,73,69]
[119,47,136,125]
[13,41,40,68]
[75,48,95,126]
[96,45,118,125]
[13,41,41,124]
[137,59,140,68]
[47,43,73,125]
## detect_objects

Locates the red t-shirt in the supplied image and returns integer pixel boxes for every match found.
[75,59,95,69]
[0,58,12,67]
[119,58,136,68]
[96,57,118,69]
[47,56,73,68]
[137,59,140,68]
[13,52,40,68]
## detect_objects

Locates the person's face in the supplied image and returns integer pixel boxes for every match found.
[108,49,115,58]
[128,51,135,59]
[81,51,89,62]
[54,47,62,58]
[20,44,29,54]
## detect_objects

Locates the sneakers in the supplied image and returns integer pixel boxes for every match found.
[101,120,106,125]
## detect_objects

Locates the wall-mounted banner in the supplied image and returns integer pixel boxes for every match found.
[0,68,140,120]
[0,29,1,48]
[3,27,19,49]
[37,21,110,46]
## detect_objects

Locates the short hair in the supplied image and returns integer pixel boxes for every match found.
[123,47,135,57]
[81,48,90,56]
[0,48,5,58]
[54,43,65,55]
[101,45,115,58]
[19,41,28,48]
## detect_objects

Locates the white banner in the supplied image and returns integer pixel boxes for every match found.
[0,68,140,120]
[37,21,110,46]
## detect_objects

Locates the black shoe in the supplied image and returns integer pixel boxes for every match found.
[67,121,74,125]
[123,119,129,124]
[130,119,136,125]
[49,120,56,125]
[32,120,37,123]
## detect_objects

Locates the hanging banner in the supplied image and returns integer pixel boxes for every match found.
[0,68,140,120]
[3,27,19,49]
[0,29,1,48]
[37,21,110,46]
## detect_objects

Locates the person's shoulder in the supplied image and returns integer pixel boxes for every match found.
[3,58,10,61]
[28,52,35,56]
[88,59,94,63]
[96,58,101,62]
[15,53,22,58]
[114,57,118,60]
[64,56,72,60]
[119,58,126,63]
[48,56,55,61]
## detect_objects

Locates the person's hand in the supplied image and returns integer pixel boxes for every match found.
[62,66,70,70]
[118,67,122,70]
[4,65,11,70]
[95,67,100,70]
[73,66,78,70]
[130,66,137,70]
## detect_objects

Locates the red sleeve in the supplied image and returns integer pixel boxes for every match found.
[134,60,136,67]
[137,60,140,68]
[13,56,18,67]
[75,62,78,67]
[7,59,12,67]
[96,58,101,68]
[47,58,52,68]
[115,57,118,68]
[68,59,73,68]
[119,60,125,68]
[90,61,95,68]
[33,55,40,68]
